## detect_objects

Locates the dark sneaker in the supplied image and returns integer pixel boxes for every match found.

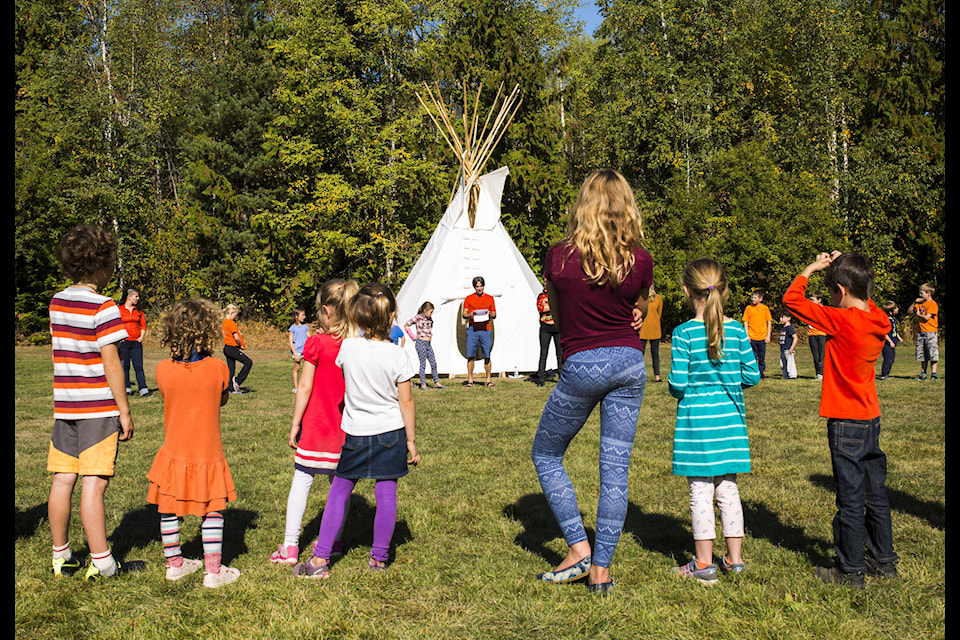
[815,565,864,589]
[52,555,83,577]
[865,556,898,579]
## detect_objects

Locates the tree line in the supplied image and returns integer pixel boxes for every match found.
[15,0,944,343]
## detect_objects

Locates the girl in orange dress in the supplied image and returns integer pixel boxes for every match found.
[148,299,239,588]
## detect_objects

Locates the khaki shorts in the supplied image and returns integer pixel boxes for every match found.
[47,416,121,477]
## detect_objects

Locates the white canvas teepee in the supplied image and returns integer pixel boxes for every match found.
[396,166,555,376]
[396,82,554,377]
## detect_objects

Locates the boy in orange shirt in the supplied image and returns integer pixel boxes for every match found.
[783,251,898,588]
[906,283,939,380]
[742,290,772,378]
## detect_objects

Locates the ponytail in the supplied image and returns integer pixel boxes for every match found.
[681,259,730,362]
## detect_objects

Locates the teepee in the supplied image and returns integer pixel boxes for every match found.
[396,82,556,377]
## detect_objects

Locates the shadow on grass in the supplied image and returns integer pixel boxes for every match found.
[15,503,48,541]
[501,494,692,565]
[300,493,413,565]
[741,500,833,567]
[809,473,945,531]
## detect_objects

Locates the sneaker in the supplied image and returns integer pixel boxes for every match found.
[817,374,823,381]
[434,383,446,389]
[293,558,330,579]
[165,558,203,581]
[865,556,898,579]
[139,389,153,397]
[815,565,864,589]
[720,556,745,575]
[51,555,83,577]
[672,559,719,585]
[916,373,927,380]
[84,558,147,580]
[931,373,939,381]
[203,565,240,588]
[233,377,242,393]
[270,543,299,565]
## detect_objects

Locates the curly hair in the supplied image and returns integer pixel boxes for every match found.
[561,169,645,288]
[158,299,222,361]
[57,225,118,282]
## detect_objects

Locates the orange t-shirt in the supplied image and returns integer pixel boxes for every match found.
[783,276,888,420]
[915,299,938,333]
[742,303,772,341]
[222,318,246,349]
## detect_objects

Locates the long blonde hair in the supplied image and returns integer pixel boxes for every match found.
[563,169,645,287]
[316,279,360,340]
[682,258,729,362]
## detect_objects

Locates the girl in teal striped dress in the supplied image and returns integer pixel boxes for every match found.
[669,259,760,585]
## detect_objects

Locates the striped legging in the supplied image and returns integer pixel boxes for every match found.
[531,346,646,568]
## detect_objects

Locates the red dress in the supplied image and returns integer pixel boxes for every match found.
[147,357,236,517]
[293,333,346,475]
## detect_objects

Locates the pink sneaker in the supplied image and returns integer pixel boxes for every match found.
[270,544,299,565]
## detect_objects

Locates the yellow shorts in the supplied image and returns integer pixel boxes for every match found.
[47,417,121,477]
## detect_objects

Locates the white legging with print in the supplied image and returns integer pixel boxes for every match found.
[688,475,744,540]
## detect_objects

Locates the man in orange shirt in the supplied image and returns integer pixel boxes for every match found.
[906,283,939,380]
[742,290,772,378]
[783,251,898,588]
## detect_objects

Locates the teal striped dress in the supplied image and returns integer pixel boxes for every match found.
[669,319,760,477]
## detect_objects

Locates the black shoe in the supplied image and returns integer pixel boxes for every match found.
[815,565,865,589]
[52,554,84,577]
[865,556,898,579]
[84,558,147,580]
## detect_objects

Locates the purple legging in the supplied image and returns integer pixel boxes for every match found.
[314,476,397,563]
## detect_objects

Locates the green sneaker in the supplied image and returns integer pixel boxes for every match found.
[84,558,147,580]
[930,373,939,381]
[51,555,83,577]
[916,373,927,380]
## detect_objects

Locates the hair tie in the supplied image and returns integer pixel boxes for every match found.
[707,285,715,291]
[376,291,383,296]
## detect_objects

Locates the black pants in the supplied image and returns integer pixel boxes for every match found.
[641,339,660,378]
[223,345,253,386]
[537,324,562,379]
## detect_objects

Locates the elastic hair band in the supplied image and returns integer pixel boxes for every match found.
[707,286,715,291]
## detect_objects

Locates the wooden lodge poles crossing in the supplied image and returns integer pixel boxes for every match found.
[416,81,522,227]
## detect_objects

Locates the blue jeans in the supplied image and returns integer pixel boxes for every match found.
[827,418,898,573]
[750,340,767,377]
[119,340,147,392]
[531,346,646,568]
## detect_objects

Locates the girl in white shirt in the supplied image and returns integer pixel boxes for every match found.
[293,282,419,578]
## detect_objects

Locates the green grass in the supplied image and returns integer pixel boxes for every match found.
[15,343,944,640]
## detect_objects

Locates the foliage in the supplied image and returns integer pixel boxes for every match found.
[14,0,944,338]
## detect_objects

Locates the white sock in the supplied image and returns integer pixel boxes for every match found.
[91,550,118,576]
[53,542,72,561]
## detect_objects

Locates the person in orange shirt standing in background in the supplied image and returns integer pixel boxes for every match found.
[805,291,828,381]
[907,283,939,381]
[118,288,152,397]
[783,251,898,588]
[742,290,773,379]
[222,303,253,394]
[638,283,663,382]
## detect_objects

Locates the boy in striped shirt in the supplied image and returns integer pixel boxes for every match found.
[47,225,145,579]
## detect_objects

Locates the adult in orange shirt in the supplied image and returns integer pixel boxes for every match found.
[222,304,253,393]
[118,289,152,397]
[783,251,898,588]
[906,283,939,380]
[742,290,772,379]
[806,291,828,380]
[462,276,497,387]
[637,283,663,382]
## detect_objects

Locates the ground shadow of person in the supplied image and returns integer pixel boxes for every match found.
[108,504,259,566]
[15,503,48,542]
[808,473,944,531]
[300,493,413,565]
[740,499,833,568]
[620,502,691,562]
[501,493,593,568]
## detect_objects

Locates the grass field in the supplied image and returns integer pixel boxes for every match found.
[15,341,945,640]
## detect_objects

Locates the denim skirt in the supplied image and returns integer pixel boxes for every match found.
[335,427,409,480]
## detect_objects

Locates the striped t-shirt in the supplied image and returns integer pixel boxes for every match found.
[49,287,129,419]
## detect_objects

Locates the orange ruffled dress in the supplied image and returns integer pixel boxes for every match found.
[148,356,236,517]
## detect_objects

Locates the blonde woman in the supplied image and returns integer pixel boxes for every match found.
[531,169,653,595]
[668,258,760,585]
[222,304,252,393]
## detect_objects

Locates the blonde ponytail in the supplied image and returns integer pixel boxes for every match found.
[682,259,730,362]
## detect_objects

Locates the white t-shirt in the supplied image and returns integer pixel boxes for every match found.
[335,337,418,437]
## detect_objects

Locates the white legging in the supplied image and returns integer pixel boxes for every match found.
[283,469,348,547]
[688,475,744,540]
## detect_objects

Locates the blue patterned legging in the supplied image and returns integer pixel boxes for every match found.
[415,339,439,385]
[531,346,646,568]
